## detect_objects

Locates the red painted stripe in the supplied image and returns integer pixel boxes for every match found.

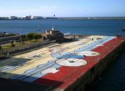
[34,66,81,86]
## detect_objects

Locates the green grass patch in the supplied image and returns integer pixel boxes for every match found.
[1,39,42,50]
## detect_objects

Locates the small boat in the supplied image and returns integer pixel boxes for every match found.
[122,28,125,31]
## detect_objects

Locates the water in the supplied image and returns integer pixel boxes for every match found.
[0,19,125,36]
[91,51,125,91]
[0,19,125,90]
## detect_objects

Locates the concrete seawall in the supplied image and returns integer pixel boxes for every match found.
[61,37,125,91]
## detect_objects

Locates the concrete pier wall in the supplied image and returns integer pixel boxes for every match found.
[63,38,125,91]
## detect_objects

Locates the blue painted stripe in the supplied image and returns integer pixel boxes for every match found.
[22,64,61,82]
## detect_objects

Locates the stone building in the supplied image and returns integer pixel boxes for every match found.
[42,28,64,40]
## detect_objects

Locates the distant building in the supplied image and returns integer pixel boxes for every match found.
[9,16,19,20]
[22,15,31,20]
[0,17,9,20]
[33,16,44,19]
[44,16,58,19]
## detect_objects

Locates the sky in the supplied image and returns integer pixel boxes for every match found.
[0,0,125,17]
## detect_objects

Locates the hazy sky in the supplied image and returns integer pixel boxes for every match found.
[0,0,125,17]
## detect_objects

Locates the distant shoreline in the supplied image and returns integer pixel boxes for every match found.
[59,17,125,20]
[0,17,125,20]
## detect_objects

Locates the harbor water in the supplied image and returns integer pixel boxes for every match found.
[0,19,125,36]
